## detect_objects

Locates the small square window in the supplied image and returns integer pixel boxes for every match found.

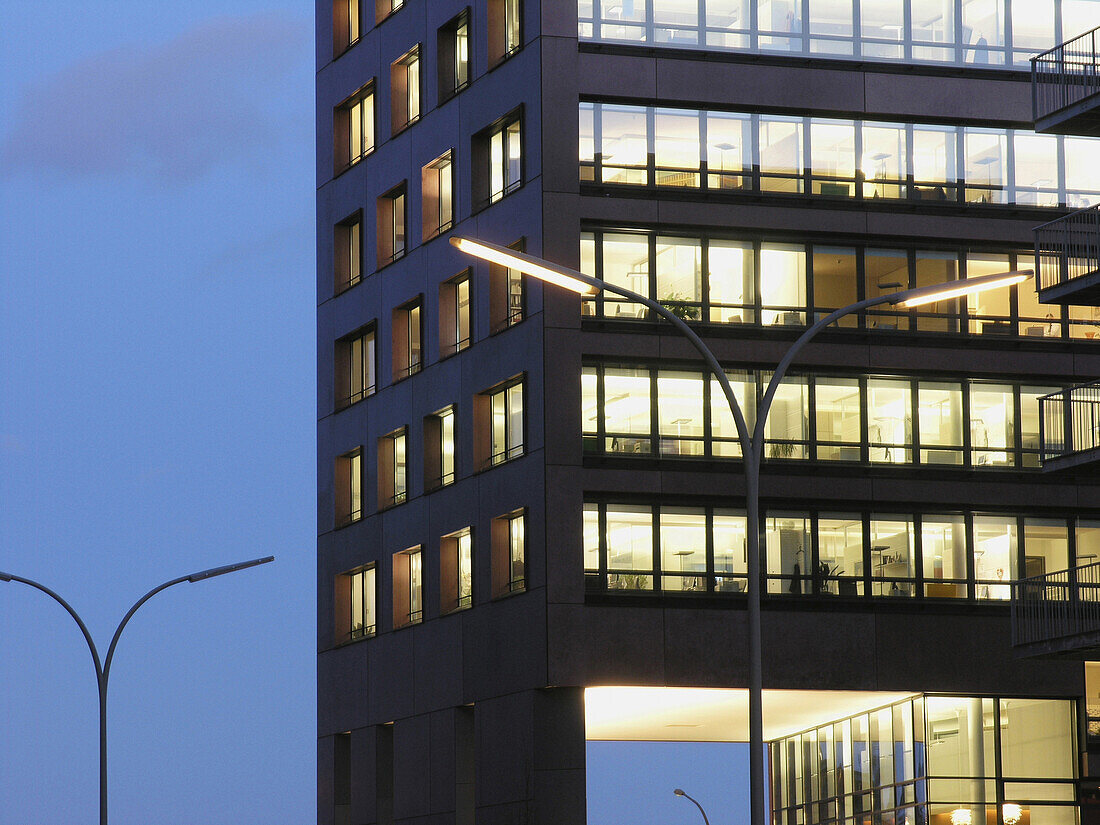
[336,565,377,643]
[334,84,374,175]
[375,0,403,25]
[391,298,422,381]
[488,0,522,66]
[377,183,407,267]
[335,325,376,409]
[335,448,363,527]
[475,377,524,469]
[441,527,474,613]
[439,271,472,357]
[438,10,470,101]
[334,212,363,293]
[393,546,423,627]
[424,405,457,490]
[377,427,408,508]
[491,509,525,597]
[391,46,421,135]
[422,151,455,242]
[333,0,360,57]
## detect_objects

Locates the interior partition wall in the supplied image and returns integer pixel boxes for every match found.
[769,694,1079,825]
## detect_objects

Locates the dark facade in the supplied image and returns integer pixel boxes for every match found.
[317,3,1100,825]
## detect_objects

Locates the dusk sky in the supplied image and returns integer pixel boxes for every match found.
[0,3,750,823]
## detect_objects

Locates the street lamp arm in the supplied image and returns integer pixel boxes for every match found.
[0,573,104,678]
[674,789,713,825]
[101,575,190,685]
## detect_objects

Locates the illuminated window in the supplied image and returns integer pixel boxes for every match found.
[484,380,524,466]
[375,0,403,25]
[339,565,376,641]
[333,0,360,56]
[922,515,967,598]
[868,379,912,464]
[421,151,454,241]
[917,381,963,465]
[438,11,470,101]
[489,239,525,331]
[488,0,522,65]
[377,427,408,508]
[392,546,422,627]
[869,515,916,597]
[492,509,526,596]
[973,515,1017,599]
[391,46,421,134]
[335,84,375,174]
[482,114,522,205]
[377,183,406,266]
[391,298,421,380]
[440,271,472,357]
[441,528,473,612]
[336,449,363,526]
[335,325,376,409]
[334,213,362,293]
[424,406,456,490]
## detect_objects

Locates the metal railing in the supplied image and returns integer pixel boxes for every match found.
[1039,381,1100,460]
[1012,561,1100,647]
[1032,25,1100,122]
[1034,204,1100,291]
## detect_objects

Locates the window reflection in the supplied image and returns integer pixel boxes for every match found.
[606,505,654,589]
[865,249,911,330]
[813,246,859,325]
[763,373,808,458]
[660,507,707,591]
[761,244,806,324]
[709,240,754,322]
[658,371,704,455]
[711,371,756,457]
[707,112,751,189]
[966,253,1012,334]
[914,251,959,332]
[655,108,701,186]
[656,236,703,317]
[604,367,651,454]
[714,509,748,591]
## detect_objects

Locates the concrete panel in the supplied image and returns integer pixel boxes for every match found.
[394,714,433,820]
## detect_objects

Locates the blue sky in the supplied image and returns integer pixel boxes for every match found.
[0,3,751,823]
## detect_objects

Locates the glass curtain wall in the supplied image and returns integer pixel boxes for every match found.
[582,362,1062,469]
[581,229,1088,342]
[579,0,1097,68]
[770,695,1078,825]
[580,103,1100,208]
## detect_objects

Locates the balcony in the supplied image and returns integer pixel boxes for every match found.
[1034,204,1100,304]
[1039,382,1100,470]
[1012,562,1100,658]
[1033,25,1100,136]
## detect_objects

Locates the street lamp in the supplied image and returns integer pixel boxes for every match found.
[0,555,275,825]
[675,788,712,825]
[452,234,1028,825]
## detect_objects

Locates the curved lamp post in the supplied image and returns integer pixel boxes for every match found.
[0,555,274,825]
[675,788,713,825]
[452,234,1028,825]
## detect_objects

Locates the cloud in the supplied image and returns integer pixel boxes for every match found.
[0,13,310,183]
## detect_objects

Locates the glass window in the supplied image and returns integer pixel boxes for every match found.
[408,548,423,623]
[603,232,650,318]
[911,0,955,52]
[961,0,1006,64]
[760,243,806,325]
[1063,137,1100,209]
[709,239,754,323]
[508,512,525,591]
[1010,0,1055,52]
[711,371,756,457]
[660,507,708,591]
[490,382,524,464]
[811,119,857,196]
[914,251,960,332]
[714,509,749,592]
[812,247,858,325]
[582,368,599,445]
[1013,133,1060,207]
[658,371,705,456]
[861,122,907,199]
[763,373,808,458]
[707,112,751,189]
[1000,699,1075,779]
[606,505,654,590]
[925,696,997,776]
[965,129,1008,203]
[966,253,1012,334]
[865,249,910,330]
[1078,519,1100,568]
[922,515,967,598]
[1069,302,1100,341]
[655,0,701,42]
[349,566,376,639]
[861,0,903,58]
[811,0,855,40]
[1023,518,1069,579]
[818,514,864,596]
[489,116,522,203]
[392,430,407,504]
[970,384,1015,467]
[973,515,1017,599]
[604,367,652,454]
[815,376,862,461]
[584,503,600,573]
[600,105,649,185]
[580,103,595,181]
[869,515,915,596]
[656,236,703,317]
[1016,254,1062,338]
[655,108,702,187]
[918,381,963,465]
[759,116,805,192]
[912,124,957,199]
[868,379,912,463]
[766,512,812,594]
[1021,385,1062,467]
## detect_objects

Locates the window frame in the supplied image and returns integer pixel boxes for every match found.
[334,211,364,294]
[390,45,421,135]
[476,376,526,469]
[374,0,404,26]
[488,0,523,67]
[439,269,473,358]
[421,150,455,242]
[335,323,377,410]
[376,182,408,268]
[424,405,457,491]
[474,109,524,209]
[441,527,474,613]
[377,427,408,509]
[334,83,375,176]
[391,297,423,382]
[438,9,471,102]
[492,508,527,597]
[335,448,364,527]
[332,0,361,58]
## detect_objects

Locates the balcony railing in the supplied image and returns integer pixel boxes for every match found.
[1032,25,1100,125]
[1012,561,1100,652]
[1034,204,1100,301]
[1039,381,1100,465]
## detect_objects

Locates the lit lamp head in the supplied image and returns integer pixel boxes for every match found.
[450,237,600,296]
[950,808,973,825]
[890,270,1031,309]
[1003,804,1023,825]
